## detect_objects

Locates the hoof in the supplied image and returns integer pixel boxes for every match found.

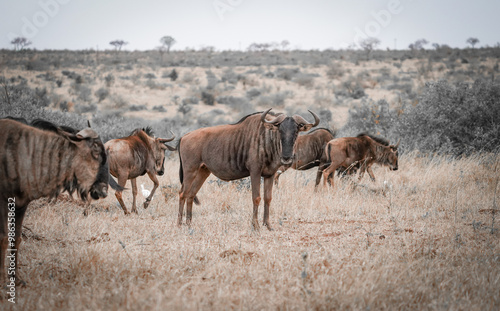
[143,202,150,209]
[263,223,274,231]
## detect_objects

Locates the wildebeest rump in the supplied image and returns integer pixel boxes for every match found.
[0,118,113,286]
[274,128,336,186]
[322,133,399,187]
[105,127,176,214]
[178,108,319,230]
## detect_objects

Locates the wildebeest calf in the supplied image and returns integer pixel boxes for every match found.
[322,133,399,187]
[0,118,115,287]
[105,127,176,214]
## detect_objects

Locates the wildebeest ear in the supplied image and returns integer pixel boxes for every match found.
[76,128,99,140]
[390,139,401,150]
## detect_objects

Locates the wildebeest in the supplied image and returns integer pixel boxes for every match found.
[274,128,336,186]
[105,127,176,214]
[178,108,319,230]
[322,133,399,187]
[28,118,123,199]
[0,118,117,286]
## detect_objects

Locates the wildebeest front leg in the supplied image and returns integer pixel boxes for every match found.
[12,205,27,286]
[115,175,129,215]
[315,162,326,188]
[263,176,274,230]
[250,172,261,231]
[131,178,138,214]
[144,172,159,209]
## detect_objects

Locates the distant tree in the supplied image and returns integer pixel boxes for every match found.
[247,42,272,52]
[409,39,429,51]
[109,40,128,51]
[11,37,32,51]
[432,43,440,50]
[466,37,479,48]
[359,37,380,60]
[281,40,290,51]
[160,36,176,53]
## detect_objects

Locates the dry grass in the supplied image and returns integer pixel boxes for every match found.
[3,153,500,310]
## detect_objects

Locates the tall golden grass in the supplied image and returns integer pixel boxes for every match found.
[3,153,499,310]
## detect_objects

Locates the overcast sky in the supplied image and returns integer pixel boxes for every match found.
[0,0,498,51]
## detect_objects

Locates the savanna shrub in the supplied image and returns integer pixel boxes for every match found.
[342,99,398,138]
[397,79,500,155]
[95,87,109,102]
[342,79,500,155]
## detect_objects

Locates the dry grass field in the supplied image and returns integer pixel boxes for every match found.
[2,153,499,310]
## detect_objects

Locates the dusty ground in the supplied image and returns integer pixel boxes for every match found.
[2,153,499,310]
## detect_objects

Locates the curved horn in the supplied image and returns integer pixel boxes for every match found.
[308,110,320,127]
[159,130,176,143]
[87,120,91,128]
[261,108,286,125]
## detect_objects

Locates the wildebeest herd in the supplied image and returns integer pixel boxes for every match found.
[0,109,399,287]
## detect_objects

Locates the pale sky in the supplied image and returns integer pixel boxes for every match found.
[0,0,498,51]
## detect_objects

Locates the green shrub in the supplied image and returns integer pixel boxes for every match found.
[201,92,215,105]
[95,87,109,102]
[397,79,500,155]
[342,79,500,155]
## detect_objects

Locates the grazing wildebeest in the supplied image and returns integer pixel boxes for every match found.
[178,108,320,230]
[29,118,122,203]
[0,118,117,287]
[322,133,399,187]
[105,127,176,214]
[274,128,336,186]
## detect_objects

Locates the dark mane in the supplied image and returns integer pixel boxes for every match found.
[232,111,281,125]
[31,119,79,134]
[307,127,336,137]
[2,116,28,124]
[357,132,389,146]
[130,126,154,137]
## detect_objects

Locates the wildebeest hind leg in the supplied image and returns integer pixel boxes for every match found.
[263,176,274,230]
[184,167,210,226]
[131,178,138,214]
[322,163,337,188]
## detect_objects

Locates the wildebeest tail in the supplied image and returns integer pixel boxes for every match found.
[178,137,200,205]
[325,143,332,163]
[109,174,125,191]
